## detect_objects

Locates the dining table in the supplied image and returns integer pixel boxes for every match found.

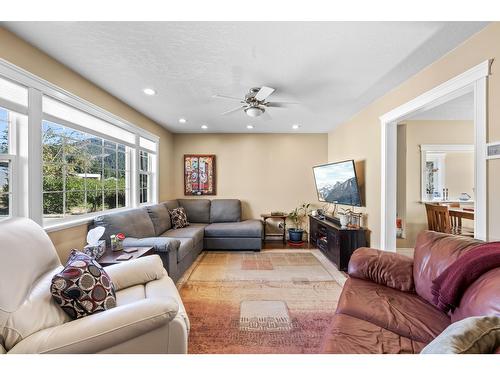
[448,207,475,221]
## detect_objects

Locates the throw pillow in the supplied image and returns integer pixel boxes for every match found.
[169,207,189,229]
[51,250,117,320]
[421,316,500,354]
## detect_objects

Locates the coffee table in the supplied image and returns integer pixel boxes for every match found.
[97,246,154,267]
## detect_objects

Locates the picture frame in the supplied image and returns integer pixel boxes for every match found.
[184,154,216,195]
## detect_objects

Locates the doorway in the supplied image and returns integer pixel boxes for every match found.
[380,60,490,251]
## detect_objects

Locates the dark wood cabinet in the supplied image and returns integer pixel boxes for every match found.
[309,215,367,271]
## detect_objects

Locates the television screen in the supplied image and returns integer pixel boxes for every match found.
[312,160,362,206]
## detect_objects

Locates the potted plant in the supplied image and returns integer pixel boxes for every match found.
[287,203,311,242]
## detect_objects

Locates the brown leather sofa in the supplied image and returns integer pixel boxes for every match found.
[324,230,500,354]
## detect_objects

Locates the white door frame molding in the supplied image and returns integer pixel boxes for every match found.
[379,60,491,251]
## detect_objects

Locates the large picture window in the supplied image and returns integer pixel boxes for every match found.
[42,121,130,221]
[0,61,158,229]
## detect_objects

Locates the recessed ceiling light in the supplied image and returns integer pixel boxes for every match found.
[292,124,300,130]
[246,125,254,129]
[143,88,156,96]
[178,118,187,124]
[201,125,208,130]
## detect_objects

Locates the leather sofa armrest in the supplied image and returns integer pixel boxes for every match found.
[105,255,167,291]
[348,247,415,292]
[8,298,178,354]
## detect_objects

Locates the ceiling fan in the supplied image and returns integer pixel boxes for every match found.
[213,86,297,119]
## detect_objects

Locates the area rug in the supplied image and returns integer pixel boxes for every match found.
[178,250,345,354]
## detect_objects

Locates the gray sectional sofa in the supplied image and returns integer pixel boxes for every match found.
[91,199,263,281]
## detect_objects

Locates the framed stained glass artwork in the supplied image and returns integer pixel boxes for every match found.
[184,154,216,195]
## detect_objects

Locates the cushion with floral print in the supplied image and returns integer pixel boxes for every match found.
[50,250,116,320]
[169,207,190,229]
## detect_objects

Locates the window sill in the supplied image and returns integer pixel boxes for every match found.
[44,216,94,233]
[43,206,133,233]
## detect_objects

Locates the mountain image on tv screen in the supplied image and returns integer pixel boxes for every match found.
[313,160,361,206]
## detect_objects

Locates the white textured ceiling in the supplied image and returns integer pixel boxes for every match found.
[408,92,474,121]
[2,22,488,133]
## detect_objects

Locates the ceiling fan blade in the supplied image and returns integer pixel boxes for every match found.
[255,86,276,101]
[221,106,245,116]
[213,94,244,102]
[265,101,299,108]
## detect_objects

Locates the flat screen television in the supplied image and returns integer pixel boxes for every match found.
[312,160,362,206]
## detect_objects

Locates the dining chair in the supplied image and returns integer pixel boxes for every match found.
[425,203,474,237]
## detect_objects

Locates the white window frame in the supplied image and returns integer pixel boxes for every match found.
[0,84,27,219]
[0,58,160,232]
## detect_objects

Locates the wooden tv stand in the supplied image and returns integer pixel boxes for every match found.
[309,214,367,271]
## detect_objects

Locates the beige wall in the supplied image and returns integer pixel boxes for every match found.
[172,133,328,231]
[397,120,474,248]
[328,22,500,248]
[0,27,175,261]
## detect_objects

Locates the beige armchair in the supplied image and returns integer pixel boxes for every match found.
[0,218,189,354]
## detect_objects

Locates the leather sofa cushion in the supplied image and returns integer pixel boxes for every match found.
[324,313,427,354]
[204,220,263,238]
[146,203,172,235]
[178,199,210,223]
[94,208,156,242]
[337,277,450,344]
[451,268,500,322]
[348,247,415,292]
[413,231,481,306]
[210,199,241,223]
[162,224,206,245]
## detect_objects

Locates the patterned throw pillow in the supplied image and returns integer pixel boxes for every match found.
[51,250,116,320]
[169,207,189,229]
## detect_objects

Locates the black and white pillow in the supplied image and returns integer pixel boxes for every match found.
[169,207,189,229]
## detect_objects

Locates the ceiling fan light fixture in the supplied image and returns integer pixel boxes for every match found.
[245,106,264,118]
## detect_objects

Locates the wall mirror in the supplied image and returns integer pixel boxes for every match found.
[420,144,474,203]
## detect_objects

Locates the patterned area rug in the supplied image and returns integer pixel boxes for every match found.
[178,250,345,354]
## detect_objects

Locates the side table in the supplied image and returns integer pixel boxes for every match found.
[97,246,154,267]
[261,214,287,243]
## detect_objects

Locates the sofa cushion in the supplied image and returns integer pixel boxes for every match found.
[204,220,263,238]
[421,316,500,354]
[122,237,180,253]
[50,250,116,320]
[413,231,482,306]
[210,199,241,223]
[163,199,179,210]
[451,267,500,323]
[324,313,427,354]
[94,208,155,242]
[178,199,210,223]
[146,203,172,235]
[169,207,189,229]
[162,223,206,245]
[337,277,450,344]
